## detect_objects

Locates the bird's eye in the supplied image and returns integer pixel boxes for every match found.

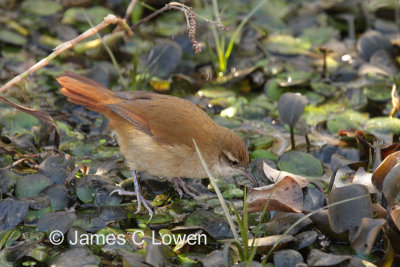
[231,160,239,166]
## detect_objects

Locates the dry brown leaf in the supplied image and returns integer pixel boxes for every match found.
[372,151,400,191]
[263,162,308,187]
[248,235,295,254]
[247,176,303,213]
[382,163,400,205]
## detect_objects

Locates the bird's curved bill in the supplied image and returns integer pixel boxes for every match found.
[239,168,259,187]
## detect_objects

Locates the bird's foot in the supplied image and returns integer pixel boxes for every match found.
[110,188,153,220]
[169,177,199,198]
[110,171,153,221]
[110,188,136,196]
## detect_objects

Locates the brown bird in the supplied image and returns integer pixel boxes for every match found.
[57,72,257,218]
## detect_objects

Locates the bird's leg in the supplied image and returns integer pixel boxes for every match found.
[110,171,153,220]
[168,177,199,198]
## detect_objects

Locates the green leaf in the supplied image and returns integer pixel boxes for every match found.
[15,174,53,198]
[310,82,337,97]
[327,116,361,134]
[250,150,278,161]
[21,0,62,16]
[0,30,27,46]
[301,27,338,46]
[276,71,312,87]
[264,79,285,101]
[62,6,113,25]
[222,184,244,198]
[366,117,400,135]
[1,112,39,134]
[278,151,323,177]
[265,34,311,55]
[250,136,275,150]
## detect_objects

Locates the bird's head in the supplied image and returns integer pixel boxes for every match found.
[211,127,258,186]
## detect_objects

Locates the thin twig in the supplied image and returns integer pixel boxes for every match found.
[0,14,121,94]
[65,164,85,185]
[130,4,171,31]
[5,158,39,170]
[0,146,40,158]
[113,0,138,37]
[124,0,138,21]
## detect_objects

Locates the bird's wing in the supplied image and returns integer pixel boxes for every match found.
[106,92,218,148]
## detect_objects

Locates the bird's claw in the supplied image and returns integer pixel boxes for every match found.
[109,188,154,221]
[110,170,154,222]
[170,177,199,198]
[110,188,136,196]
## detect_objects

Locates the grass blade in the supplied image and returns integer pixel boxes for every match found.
[193,139,240,242]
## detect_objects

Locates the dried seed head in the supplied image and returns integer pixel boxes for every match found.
[186,7,201,53]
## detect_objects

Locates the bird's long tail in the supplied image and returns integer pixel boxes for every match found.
[57,71,116,114]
